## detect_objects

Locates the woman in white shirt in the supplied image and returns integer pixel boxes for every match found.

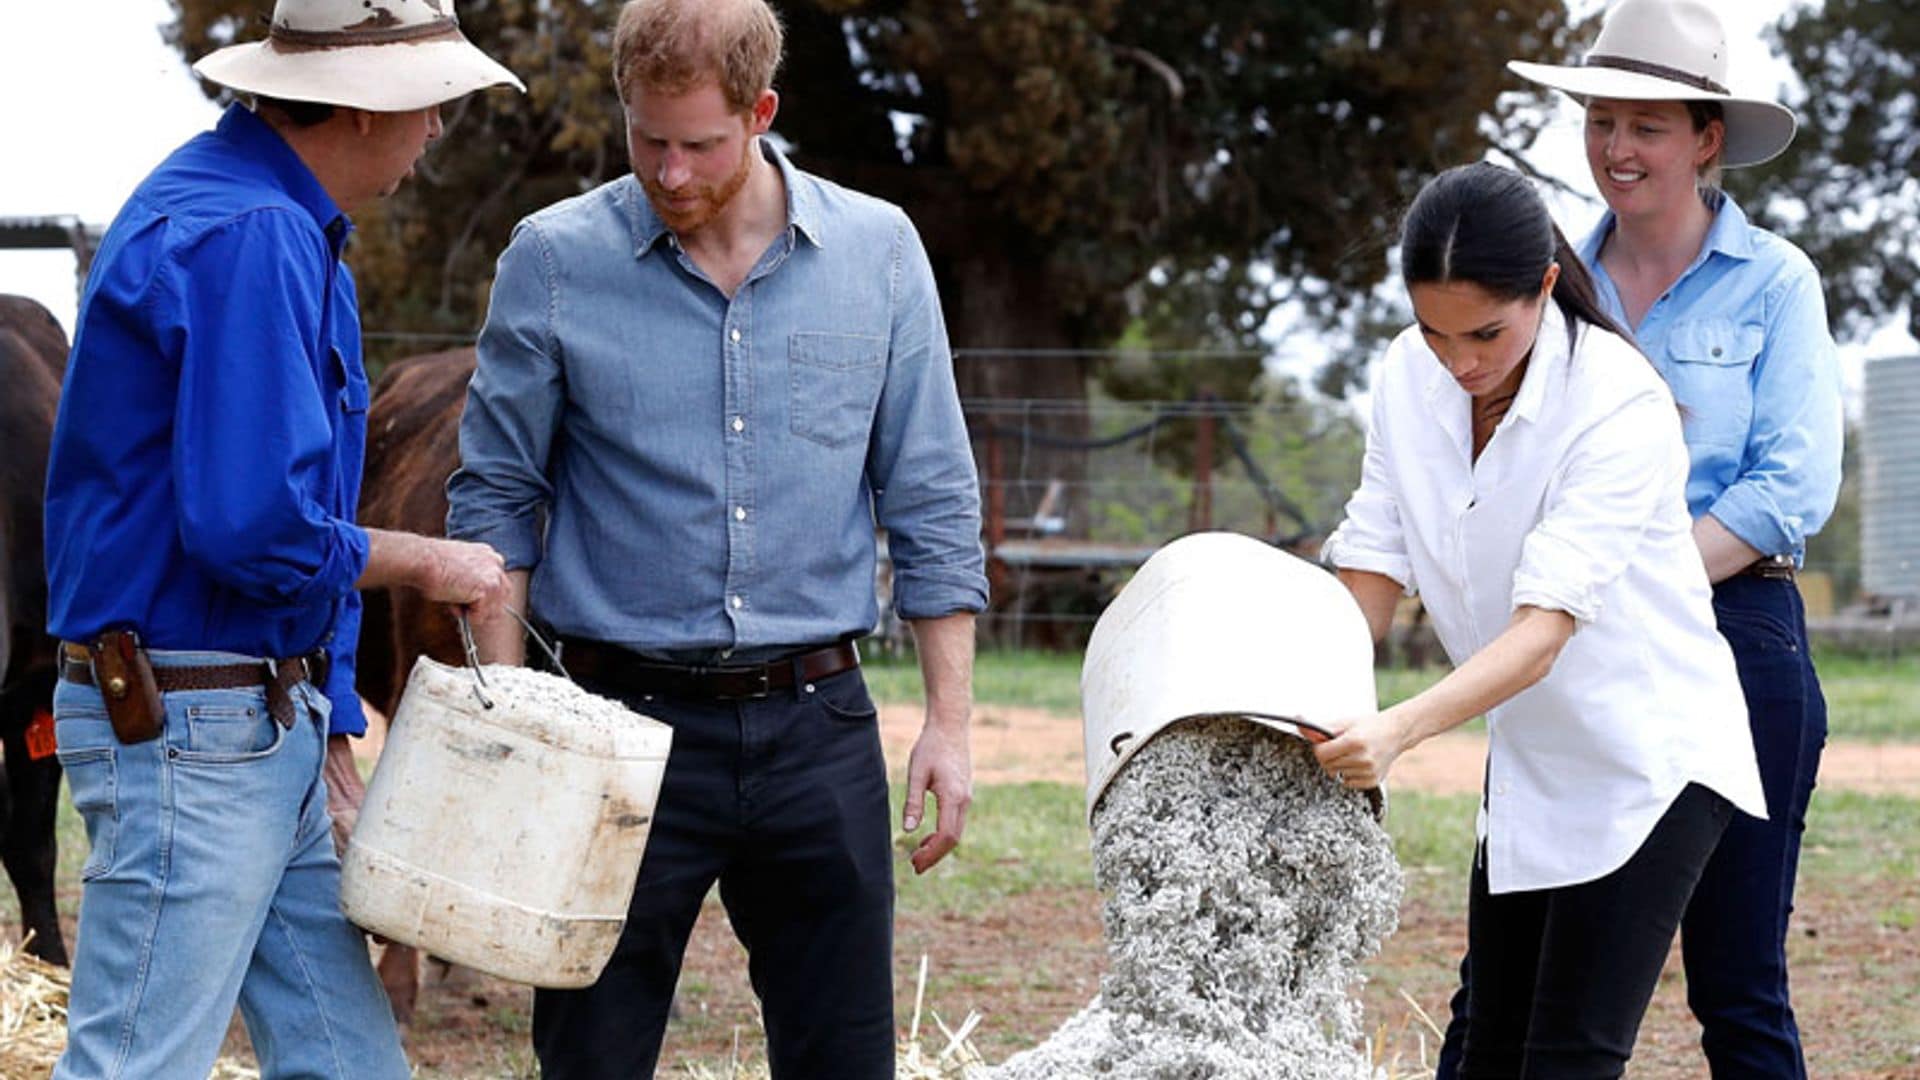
[1317,161,1765,1077]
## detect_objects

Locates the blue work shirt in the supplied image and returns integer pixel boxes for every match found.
[448,142,987,656]
[1579,192,1844,562]
[45,104,372,734]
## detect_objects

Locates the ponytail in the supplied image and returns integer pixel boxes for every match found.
[1548,225,1634,350]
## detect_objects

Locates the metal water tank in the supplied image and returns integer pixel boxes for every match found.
[1862,356,1920,600]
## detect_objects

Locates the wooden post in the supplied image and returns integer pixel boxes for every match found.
[1190,391,1215,532]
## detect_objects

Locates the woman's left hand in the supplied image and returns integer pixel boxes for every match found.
[1313,705,1418,789]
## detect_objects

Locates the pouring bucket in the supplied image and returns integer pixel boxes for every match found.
[340,656,672,988]
[1081,532,1381,821]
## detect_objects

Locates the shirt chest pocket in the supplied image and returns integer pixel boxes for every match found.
[1664,317,1762,450]
[789,332,887,449]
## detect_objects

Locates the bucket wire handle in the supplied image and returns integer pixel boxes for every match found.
[455,610,495,710]
[453,607,573,711]
[505,606,571,681]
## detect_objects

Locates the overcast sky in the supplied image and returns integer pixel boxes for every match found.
[2,0,1912,401]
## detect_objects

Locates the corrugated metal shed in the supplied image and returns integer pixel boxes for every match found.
[1862,355,1920,600]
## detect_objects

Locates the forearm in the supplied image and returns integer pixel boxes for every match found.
[1694,514,1765,584]
[1337,568,1403,644]
[1396,605,1575,744]
[909,612,975,732]
[472,571,531,666]
[356,529,438,592]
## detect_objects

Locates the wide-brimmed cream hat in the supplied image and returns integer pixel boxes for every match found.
[194,0,524,112]
[1508,0,1796,167]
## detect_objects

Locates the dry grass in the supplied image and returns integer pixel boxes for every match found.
[679,956,990,1080]
[0,937,260,1080]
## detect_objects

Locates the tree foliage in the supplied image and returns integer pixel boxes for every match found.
[164,0,1578,378]
[1730,0,1920,342]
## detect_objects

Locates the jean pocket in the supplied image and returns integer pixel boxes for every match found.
[170,689,289,764]
[789,332,886,448]
[1715,602,1800,655]
[57,745,117,881]
[1665,317,1761,449]
[811,670,879,724]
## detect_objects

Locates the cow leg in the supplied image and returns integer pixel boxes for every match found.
[378,941,422,1026]
[0,671,66,965]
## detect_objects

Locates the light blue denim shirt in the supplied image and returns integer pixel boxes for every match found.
[1578,192,1843,562]
[448,142,986,656]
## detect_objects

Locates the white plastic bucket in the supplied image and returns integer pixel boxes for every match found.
[340,656,672,988]
[1081,532,1379,821]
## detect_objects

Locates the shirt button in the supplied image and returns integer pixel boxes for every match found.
[731,416,746,433]
[734,506,747,521]
[730,595,744,610]
[729,328,742,344]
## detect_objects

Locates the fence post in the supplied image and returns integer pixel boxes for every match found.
[1190,390,1215,532]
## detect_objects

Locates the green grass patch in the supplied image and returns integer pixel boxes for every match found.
[890,781,1092,912]
[1812,651,1920,742]
[869,648,1920,742]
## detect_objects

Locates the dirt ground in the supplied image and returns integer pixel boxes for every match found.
[368,702,1920,1078]
[883,701,1920,796]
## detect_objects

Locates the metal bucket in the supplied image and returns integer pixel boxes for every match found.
[340,656,672,988]
[1081,531,1380,821]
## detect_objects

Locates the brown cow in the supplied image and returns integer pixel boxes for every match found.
[0,295,70,964]
[354,347,476,1023]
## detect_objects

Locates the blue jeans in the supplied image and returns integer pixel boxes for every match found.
[1682,575,1825,1077]
[52,650,407,1080]
[1436,575,1826,1079]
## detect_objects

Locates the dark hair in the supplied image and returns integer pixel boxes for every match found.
[254,95,336,128]
[1400,162,1633,352]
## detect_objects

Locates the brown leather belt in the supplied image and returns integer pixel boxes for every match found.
[557,638,860,701]
[59,643,328,728]
[1740,554,1797,583]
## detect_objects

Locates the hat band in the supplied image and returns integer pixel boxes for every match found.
[1583,53,1730,96]
[270,14,459,47]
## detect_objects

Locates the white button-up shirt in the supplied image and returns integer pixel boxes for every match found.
[1324,302,1766,894]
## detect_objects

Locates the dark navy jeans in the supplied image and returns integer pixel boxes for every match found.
[532,666,896,1080]
[1437,573,1826,1078]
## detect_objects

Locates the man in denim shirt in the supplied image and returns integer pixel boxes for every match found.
[448,0,987,1075]
[43,2,520,1077]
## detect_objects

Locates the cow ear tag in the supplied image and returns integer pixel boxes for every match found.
[26,708,57,760]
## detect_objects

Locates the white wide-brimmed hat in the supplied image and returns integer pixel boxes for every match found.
[1507,0,1796,168]
[194,0,524,112]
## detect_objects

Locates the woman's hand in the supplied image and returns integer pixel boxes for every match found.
[1314,704,1419,789]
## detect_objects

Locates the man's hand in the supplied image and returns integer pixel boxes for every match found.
[359,531,512,623]
[902,718,971,874]
[418,538,512,620]
[902,612,976,874]
[324,733,369,854]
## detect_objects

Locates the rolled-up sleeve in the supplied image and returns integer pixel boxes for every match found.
[1704,262,1844,558]
[866,214,988,620]
[447,220,563,568]
[1511,388,1679,625]
[1322,375,1416,593]
[166,212,370,607]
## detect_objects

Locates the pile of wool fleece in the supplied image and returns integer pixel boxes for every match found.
[990,717,1403,1080]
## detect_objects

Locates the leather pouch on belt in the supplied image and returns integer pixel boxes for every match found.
[91,630,164,744]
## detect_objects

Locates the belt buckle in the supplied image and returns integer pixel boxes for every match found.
[736,668,771,700]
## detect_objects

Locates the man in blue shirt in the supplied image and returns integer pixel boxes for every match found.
[43,3,520,1076]
[448,0,987,1075]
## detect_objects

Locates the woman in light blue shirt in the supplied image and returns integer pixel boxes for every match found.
[1444,1,1843,1076]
